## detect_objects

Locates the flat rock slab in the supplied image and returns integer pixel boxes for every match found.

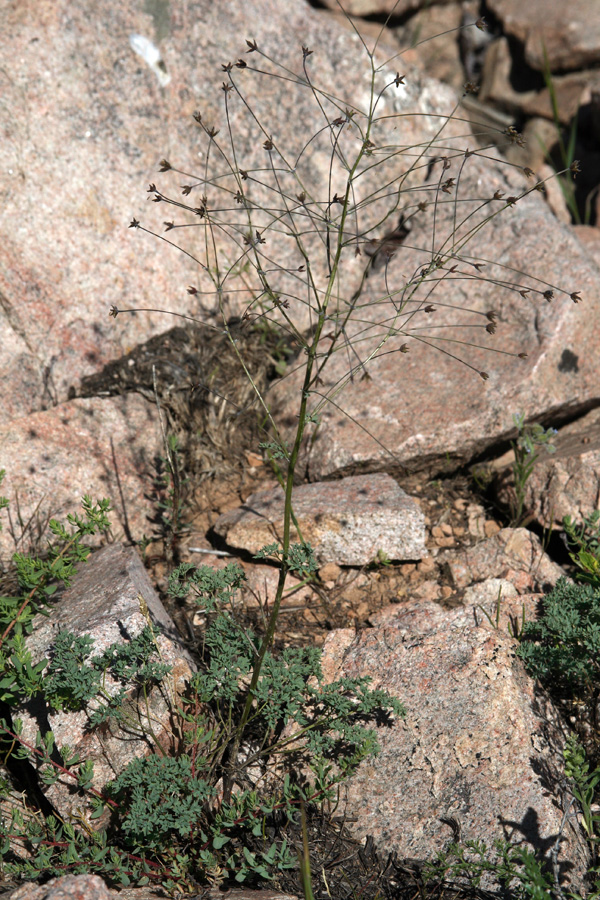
[213,474,426,565]
[269,150,600,481]
[318,620,588,891]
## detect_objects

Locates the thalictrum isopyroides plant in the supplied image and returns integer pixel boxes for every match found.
[110,2,581,809]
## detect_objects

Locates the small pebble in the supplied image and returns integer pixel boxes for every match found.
[319,562,342,583]
[418,557,436,575]
[484,520,501,537]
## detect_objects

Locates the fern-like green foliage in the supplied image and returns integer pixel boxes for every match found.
[516,577,600,691]
[563,510,600,589]
[425,838,556,900]
[0,495,112,707]
[106,755,217,849]
[43,626,171,723]
[172,562,404,776]
[0,526,404,890]
[86,560,404,885]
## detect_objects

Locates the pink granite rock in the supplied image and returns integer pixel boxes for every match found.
[317,620,588,889]
[0,0,451,420]
[486,0,600,71]
[269,147,598,480]
[7,875,112,900]
[440,527,565,594]
[480,36,600,124]
[496,406,600,528]
[213,473,427,564]
[0,394,161,560]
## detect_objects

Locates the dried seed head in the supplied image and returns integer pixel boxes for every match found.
[187,286,198,295]
[424,305,436,314]
[181,185,192,196]
[441,178,455,193]
[493,190,504,201]
[158,159,171,172]
[518,289,530,298]
[479,371,489,381]
[235,58,247,68]
[221,62,233,73]
[485,310,498,322]
[570,159,581,176]
[129,218,140,228]
[302,45,313,59]
[164,221,174,231]
[109,305,119,318]
[518,353,528,359]
[475,16,487,30]
[400,344,410,353]
[504,125,525,147]
[263,138,273,150]
[246,39,258,52]
[523,167,535,178]
[239,169,248,180]
[463,82,478,94]
[486,322,497,334]
[570,291,582,303]
[543,290,554,301]
[222,82,233,93]
[394,72,405,87]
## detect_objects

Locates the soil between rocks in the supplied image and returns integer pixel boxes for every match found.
[147,459,509,655]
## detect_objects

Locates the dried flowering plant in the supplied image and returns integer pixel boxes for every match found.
[113,7,580,776]
[109,4,581,883]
